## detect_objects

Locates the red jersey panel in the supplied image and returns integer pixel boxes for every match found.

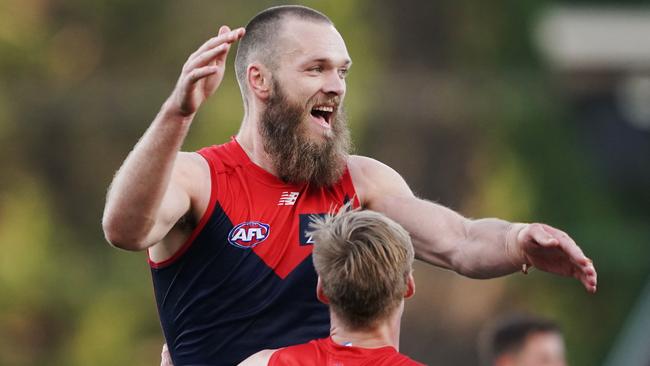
[269,337,425,366]
[199,137,359,278]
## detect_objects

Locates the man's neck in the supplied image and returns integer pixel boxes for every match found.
[235,114,278,177]
[329,308,402,351]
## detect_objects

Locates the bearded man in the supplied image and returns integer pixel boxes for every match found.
[102,5,597,366]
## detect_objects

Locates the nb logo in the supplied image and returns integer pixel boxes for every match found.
[228,222,270,249]
[278,191,300,206]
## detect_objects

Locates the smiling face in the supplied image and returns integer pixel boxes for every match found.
[269,18,351,142]
[258,18,352,186]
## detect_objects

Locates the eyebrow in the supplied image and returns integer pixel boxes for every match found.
[309,58,353,67]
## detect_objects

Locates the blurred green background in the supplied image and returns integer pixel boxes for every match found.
[1,0,648,365]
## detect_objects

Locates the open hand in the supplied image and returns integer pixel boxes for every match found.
[168,25,245,117]
[517,223,597,293]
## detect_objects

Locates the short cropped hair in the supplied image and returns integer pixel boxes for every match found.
[309,208,415,330]
[479,314,562,366]
[234,5,333,104]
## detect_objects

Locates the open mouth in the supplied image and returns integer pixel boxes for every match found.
[310,105,334,127]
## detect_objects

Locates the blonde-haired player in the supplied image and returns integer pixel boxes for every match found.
[240,208,424,365]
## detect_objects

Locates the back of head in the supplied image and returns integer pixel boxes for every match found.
[479,314,562,366]
[234,5,333,103]
[309,209,414,330]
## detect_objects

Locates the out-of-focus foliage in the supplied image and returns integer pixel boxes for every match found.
[0,0,647,365]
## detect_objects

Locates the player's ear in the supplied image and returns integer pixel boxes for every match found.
[316,277,330,304]
[247,63,271,100]
[405,273,415,299]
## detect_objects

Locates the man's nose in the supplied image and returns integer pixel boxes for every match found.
[322,71,345,96]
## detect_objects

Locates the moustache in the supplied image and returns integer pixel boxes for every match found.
[307,95,341,109]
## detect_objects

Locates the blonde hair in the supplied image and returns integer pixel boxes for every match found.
[309,208,414,330]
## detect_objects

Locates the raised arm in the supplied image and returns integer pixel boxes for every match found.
[348,155,597,293]
[102,26,245,252]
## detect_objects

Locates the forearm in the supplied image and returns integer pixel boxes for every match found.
[102,101,192,249]
[376,195,527,279]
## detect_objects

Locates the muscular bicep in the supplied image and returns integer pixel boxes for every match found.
[144,152,208,250]
[349,155,469,269]
[143,177,190,245]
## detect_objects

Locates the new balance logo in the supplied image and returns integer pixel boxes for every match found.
[278,191,300,206]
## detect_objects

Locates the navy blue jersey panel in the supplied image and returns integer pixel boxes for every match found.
[151,202,329,366]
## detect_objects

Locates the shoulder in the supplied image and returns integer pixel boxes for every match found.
[377,352,426,366]
[194,140,244,170]
[174,152,210,191]
[239,343,319,366]
[398,353,427,366]
[238,349,276,366]
[176,151,209,176]
[347,155,410,189]
[348,155,414,207]
[348,155,392,176]
[267,341,322,365]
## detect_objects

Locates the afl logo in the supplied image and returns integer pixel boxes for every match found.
[228,221,271,249]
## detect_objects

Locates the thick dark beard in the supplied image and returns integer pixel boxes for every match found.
[259,82,350,187]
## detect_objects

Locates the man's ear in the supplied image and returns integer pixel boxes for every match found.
[405,273,415,299]
[247,63,271,100]
[316,277,330,304]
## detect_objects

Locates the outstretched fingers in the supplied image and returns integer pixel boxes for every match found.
[550,228,597,293]
[184,65,220,87]
[575,257,597,293]
[187,26,245,65]
[552,226,589,264]
[184,43,231,75]
[523,223,598,293]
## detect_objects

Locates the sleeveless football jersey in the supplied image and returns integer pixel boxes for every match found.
[268,337,425,366]
[149,138,359,365]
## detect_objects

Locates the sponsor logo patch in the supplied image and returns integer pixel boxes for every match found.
[228,221,270,249]
[299,213,327,246]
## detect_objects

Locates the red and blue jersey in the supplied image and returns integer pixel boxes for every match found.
[149,138,359,365]
[269,337,425,366]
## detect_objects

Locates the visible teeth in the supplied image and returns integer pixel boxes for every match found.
[313,106,334,112]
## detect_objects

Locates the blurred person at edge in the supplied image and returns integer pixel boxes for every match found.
[479,315,566,366]
[163,208,425,365]
[102,5,597,365]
